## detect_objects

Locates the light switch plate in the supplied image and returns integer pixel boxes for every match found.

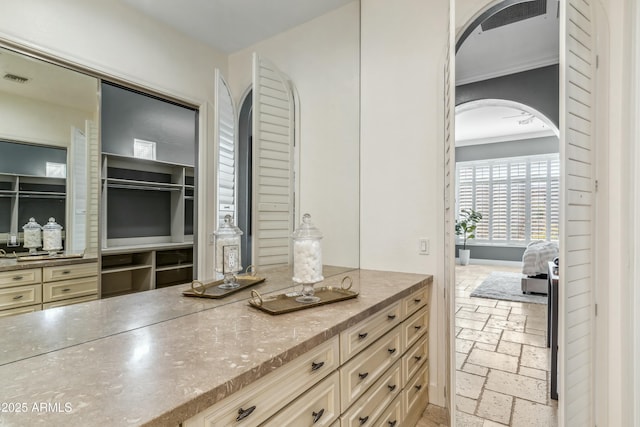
[419,238,429,255]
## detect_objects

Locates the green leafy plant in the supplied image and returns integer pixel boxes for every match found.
[455,209,483,250]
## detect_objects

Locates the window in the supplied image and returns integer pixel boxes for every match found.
[456,154,559,244]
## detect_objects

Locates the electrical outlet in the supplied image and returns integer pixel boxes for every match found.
[419,238,429,255]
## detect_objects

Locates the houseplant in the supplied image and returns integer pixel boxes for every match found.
[455,208,482,265]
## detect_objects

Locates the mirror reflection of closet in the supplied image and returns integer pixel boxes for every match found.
[0,46,99,255]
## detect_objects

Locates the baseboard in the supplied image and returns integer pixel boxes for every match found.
[455,258,522,268]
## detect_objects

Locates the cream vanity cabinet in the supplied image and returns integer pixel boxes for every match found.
[0,260,98,316]
[183,284,430,427]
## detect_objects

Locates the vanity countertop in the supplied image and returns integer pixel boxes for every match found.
[0,269,432,427]
[0,254,98,272]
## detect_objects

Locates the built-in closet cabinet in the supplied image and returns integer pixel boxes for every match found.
[99,82,198,298]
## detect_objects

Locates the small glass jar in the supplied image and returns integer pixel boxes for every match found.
[214,215,243,289]
[42,217,63,256]
[22,217,42,254]
[292,213,323,303]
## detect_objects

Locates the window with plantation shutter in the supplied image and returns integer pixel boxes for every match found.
[455,153,559,244]
[215,70,237,227]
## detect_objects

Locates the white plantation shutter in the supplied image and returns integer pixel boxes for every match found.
[560,0,596,424]
[252,53,295,267]
[215,70,237,226]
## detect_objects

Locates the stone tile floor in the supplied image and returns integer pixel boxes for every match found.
[453,264,557,426]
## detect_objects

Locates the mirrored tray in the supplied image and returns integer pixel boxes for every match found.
[182,275,266,299]
[249,286,358,315]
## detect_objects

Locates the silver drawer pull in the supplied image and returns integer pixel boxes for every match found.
[12,275,24,281]
[62,288,71,292]
[13,294,24,300]
[311,361,324,371]
[358,332,368,339]
[236,406,256,422]
[359,416,369,425]
[312,408,324,424]
[358,372,368,380]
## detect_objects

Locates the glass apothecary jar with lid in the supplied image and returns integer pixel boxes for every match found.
[214,214,243,289]
[292,213,324,303]
[42,217,63,256]
[22,217,42,254]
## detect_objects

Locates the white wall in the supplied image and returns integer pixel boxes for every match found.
[0,91,92,147]
[360,0,449,405]
[227,2,360,268]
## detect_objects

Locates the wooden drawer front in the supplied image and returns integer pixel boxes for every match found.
[402,332,429,387]
[184,336,339,427]
[43,294,98,310]
[43,262,98,282]
[376,394,403,427]
[340,361,401,427]
[43,277,98,302]
[264,371,340,427]
[403,364,429,426]
[340,326,402,410]
[403,307,429,351]
[0,268,41,289]
[0,284,42,310]
[0,304,41,318]
[340,300,402,363]
[402,286,429,319]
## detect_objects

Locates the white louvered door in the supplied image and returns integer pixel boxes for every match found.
[85,120,99,256]
[560,0,596,424]
[252,53,295,267]
[215,70,237,227]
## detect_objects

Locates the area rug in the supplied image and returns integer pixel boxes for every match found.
[469,271,547,304]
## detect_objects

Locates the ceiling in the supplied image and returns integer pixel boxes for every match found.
[120,0,355,53]
[455,0,559,146]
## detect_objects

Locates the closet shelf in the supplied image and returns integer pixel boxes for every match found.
[155,263,194,273]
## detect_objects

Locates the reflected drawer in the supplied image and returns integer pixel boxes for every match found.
[43,262,98,282]
[403,331,429,387]
[376,394,403,427]
[0,268,41,289]
[43,294,98,310]
[340,300,401,363]
[43,277,98,302]
[340,325,401,410]
[264,371,340,427]
[402,286,429,319]
[0,303,41,318]
[0,284,42,310]
[340,361,401,427]
[403,307,429,351]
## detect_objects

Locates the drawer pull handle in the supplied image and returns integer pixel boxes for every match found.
[387,348,396,355]
[387,314,396,320]
[415,384,423,391]
[415,355,423,362]
[62,288,71,292]
[358,372,369,380]
[358,332,368,339]
[388,421,397,427]
[311,361,324,371]
[388,384,396,392]
[62,270,71,275]
[13,294,24,300]
[312,408,324,424]
[414,298,422,303]
[414,325,422,331]
[12,275,24,281]
[236,406,256,422]
[359,416,369,425]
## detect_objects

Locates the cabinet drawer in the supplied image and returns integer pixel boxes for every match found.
[376,394,403,427]
[340,325,402,410]
[403,364,429,426]
[0,268,41,289]
[403,332,429,387]
[0,303,41,318]
[43,294,98,310]
[264,371,340,427]
[43,262,97,282]
[0,284,42,310]
[184,336,339,427]
[340,300,401,363]
[403,307,429,351]
[43,277,98,302]
[340,361,401,427]
[402,286,429,319]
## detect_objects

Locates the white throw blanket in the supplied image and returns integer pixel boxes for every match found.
[522,241,559,276]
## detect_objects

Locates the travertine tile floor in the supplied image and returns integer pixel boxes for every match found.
[453,264,557,426]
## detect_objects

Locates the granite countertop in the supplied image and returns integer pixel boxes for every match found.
[0,269,432,427]
[0,254,98,272]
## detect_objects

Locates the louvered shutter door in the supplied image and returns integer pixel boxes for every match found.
[252,53,295,267]
[215,70,237,226]
[560,0,596,424]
